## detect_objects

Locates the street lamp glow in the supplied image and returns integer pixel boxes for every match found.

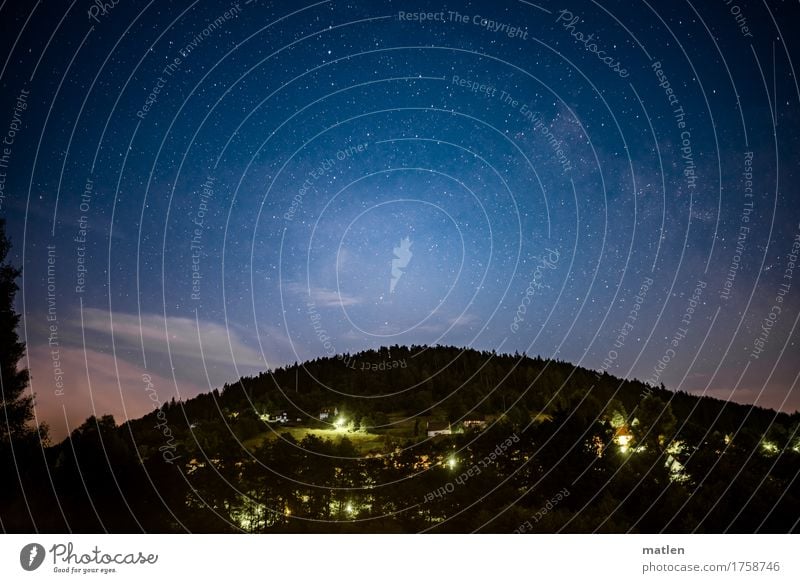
[447,456,457,470]
[333,416,347,431]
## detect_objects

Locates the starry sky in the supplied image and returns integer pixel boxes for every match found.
[1,0,799,440]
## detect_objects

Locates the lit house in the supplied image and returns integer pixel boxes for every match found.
[614,426,633,452]
[427,421,452,437]
[319,407,339,421]
[269,411,289,424]
[462,416,487,431]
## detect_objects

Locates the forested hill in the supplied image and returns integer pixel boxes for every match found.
[124,344,795,445]
[14,345,796,533]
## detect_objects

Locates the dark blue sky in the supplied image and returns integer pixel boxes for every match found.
[1,0,798,439]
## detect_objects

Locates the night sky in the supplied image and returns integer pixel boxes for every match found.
[1,0,798,440]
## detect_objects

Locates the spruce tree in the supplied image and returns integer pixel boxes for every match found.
[0,218,35,443]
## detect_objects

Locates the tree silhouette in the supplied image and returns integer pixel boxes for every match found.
[0,218,37,443]
[634,394,676,452]
[0,219,53,531]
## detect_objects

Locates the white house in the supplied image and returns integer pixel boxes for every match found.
[462,417,487,431]
[427,421,452,437]
[270,411,289,424]
[319,407,339,421]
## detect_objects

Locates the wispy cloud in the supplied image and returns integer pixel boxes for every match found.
[285,282,362,307]
[28,345,204,442]
[448,314,477,327]
[80,308,267,368]
[28,309,293,441]
[415,313,478,334]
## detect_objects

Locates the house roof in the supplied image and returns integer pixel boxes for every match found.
[427,421,450,431]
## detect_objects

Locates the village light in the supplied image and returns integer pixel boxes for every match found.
[334,416,347,431]
[345,502,354,515]
[447,456,457,470]
[615,433,632,453]
[761,440,779,455]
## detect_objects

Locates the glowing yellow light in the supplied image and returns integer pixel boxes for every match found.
[666,440,683,455]
[345,502,354,514]
[333,417,347,431]
[447,456,457,470]
[614,432,633,453]
[761,440,779,455]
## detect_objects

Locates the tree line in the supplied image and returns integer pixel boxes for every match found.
[1,220,798,533]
